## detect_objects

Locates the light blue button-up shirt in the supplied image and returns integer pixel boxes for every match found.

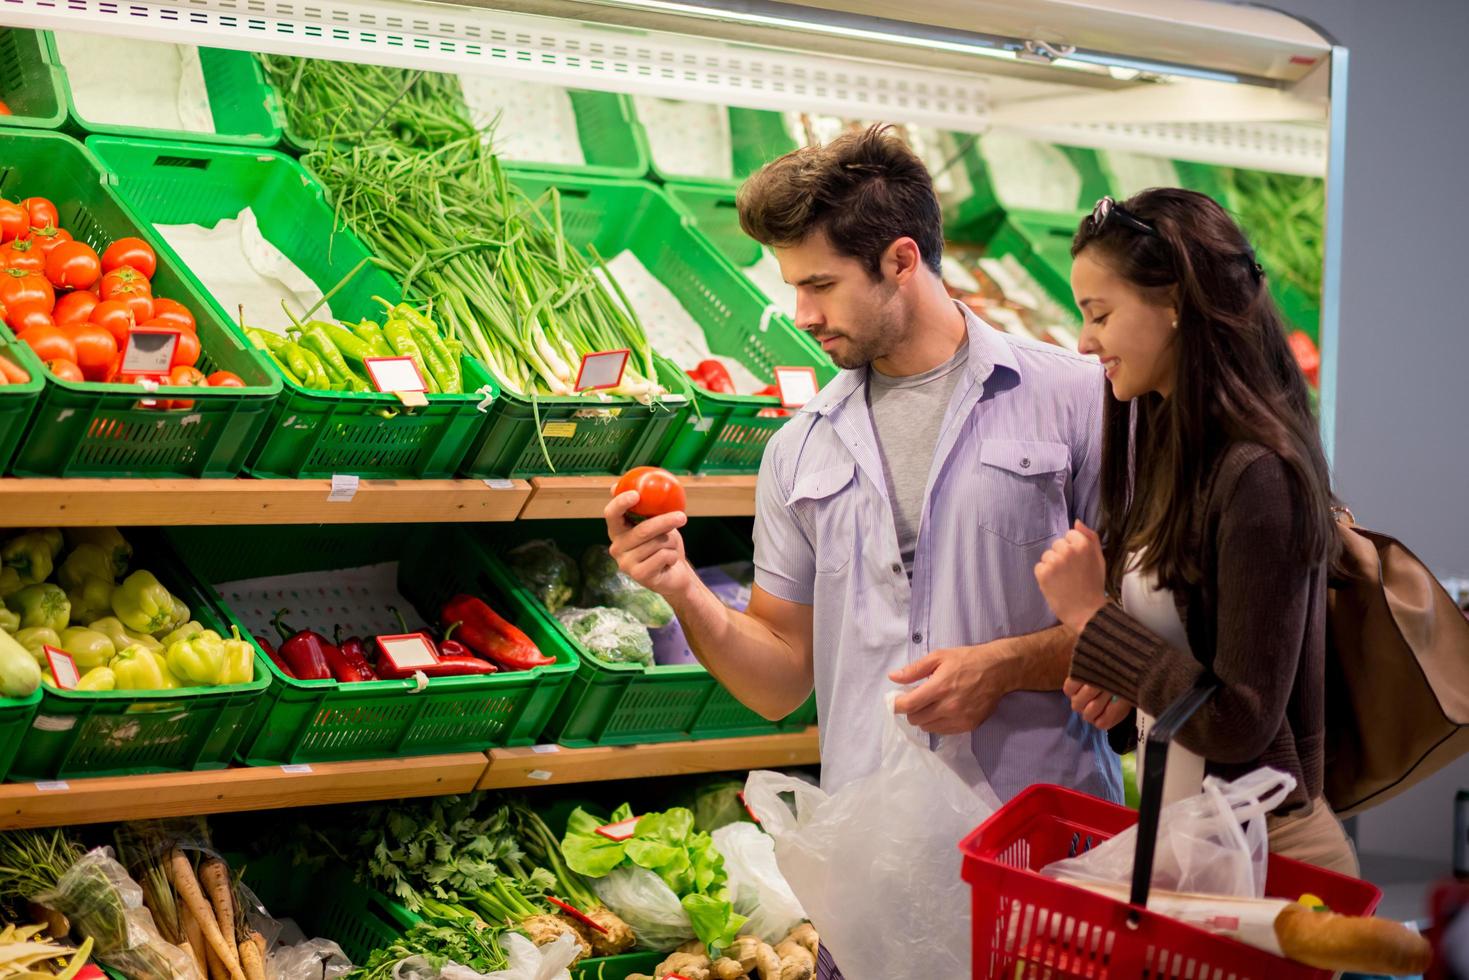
[754,303,1122,804]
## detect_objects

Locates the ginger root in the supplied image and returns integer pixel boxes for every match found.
[784,923,818,959]
[521,914,591,962]
[582,905,636,957]
[656,950,713,980]
[775,938,815,980]
[710,957,747,980]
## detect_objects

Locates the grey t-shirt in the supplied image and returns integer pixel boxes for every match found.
[867,340,970,573]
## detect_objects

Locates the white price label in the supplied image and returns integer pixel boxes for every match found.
[377,633,439,672]
[482,479,516,490]
[34,781,70,792]
[328,474,360,502]
[531,743,560,754]
[574,349,630,392]
[121,328,181,377]
[774,366,819,409]
[526,769,554,782]
[281,764,314,774]
[364,356,427,393]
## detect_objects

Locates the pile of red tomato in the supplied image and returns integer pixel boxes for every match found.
[683,359,789,417]
[0,196,243,403]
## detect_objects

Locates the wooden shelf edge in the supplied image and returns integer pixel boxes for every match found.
[478,727,819,790]
[0,478,533,525]
[522,475,758,520]
[0,752,491,830]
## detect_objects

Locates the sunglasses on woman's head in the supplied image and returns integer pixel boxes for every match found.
[1089,196,1158,237]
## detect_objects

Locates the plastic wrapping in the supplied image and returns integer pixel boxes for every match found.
[392,933,578,980]
[508,541,579,613]
[555,607,653,666]
[1042,767,1296,899]
[711,823,806,944]
[35,847,203,980]
[691,779,750,834]
[268,937,354,980]
[579,546,674,628]
[590,866,695,952]
[742,695,999,980]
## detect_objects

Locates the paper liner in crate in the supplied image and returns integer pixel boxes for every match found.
[213,562,431,641]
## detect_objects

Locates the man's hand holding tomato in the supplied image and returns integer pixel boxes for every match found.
[605,467,695,601]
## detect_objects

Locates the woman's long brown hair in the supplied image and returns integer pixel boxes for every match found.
[1072,188,1336,594]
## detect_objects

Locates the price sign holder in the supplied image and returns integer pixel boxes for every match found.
[375,633,440,674]
[365,356,429,408]
[595,815,641,841]
[547,897,609,935]
[774,366,819,409]
[43,646,80,690]
[121,327,182,378]
[574,349,630,392]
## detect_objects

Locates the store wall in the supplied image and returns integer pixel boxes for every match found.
[1261,0,1469,866]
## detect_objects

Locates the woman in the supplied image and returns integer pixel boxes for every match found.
[1033,189,1356,875]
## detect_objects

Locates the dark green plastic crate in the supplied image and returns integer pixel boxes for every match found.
[975,209,1089,312]
[482,519,816,747]
[0,688,42,782]
[90,135,498,479]
[166,523,578,765]
[0,323,44,474]
[7,537,271,781]
[0,130,280,477]
[0,28,66,131]
[44,31,280,146]
[946,136,1112,242]
[453,171,708,478]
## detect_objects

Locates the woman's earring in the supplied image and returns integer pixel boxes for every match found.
[1171,319,1178,329]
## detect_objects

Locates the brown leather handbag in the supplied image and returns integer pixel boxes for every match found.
[1324,509,1469,816]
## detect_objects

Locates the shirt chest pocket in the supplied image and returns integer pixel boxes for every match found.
[786,459,860,574]
[975,439,1071,547]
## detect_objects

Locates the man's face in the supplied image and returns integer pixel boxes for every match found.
[774,231,905,370]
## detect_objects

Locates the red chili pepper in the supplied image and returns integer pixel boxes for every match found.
[376,652,501,679]
[272,609,333,681]
[755,384,780,398]
[440,594,553,671]
[332,625,379,683]
[695,359,735,394]
[439,621,495,670]
[253,633,295,679]
[685,365,708,385]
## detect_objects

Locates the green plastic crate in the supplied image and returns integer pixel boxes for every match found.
[645,106,796,191]
[975,209,1088,313]
[7,536,271,781]
[0,323,44,474]
[0,29,66,131]
[89,135,499,479]
[484,519,816,747]
[0,688,42,782]
[452,171,708,478]
[0,130,281,477]
[166,523,578,765]
[44,32,280,146]
[946,135,1112,242]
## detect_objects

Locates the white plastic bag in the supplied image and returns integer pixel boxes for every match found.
[392,934,579,980]
[742,694,999,980]
[1043,767,1297,898]
[711,822,806,944]
[267,938,353,980]
[591,865,694,951]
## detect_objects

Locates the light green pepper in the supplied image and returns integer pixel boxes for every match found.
[157,596,191,638]
[76,667,116,692]
[110,644,169,691]
[59,627,116,672]
[67,577,115,625]
[2,532,55,587]
[160,620,205,649]
[166,630,226,686]
[8,584,71,633]
[58,544,116,591]
[0,606,18,634]
[14,627,61,665]
[112,571,176,635]
[62,528,131,579]
[0,567,22,599]
[88,617,162,655]
[32,529,63,560]
[219,627,255,686]
[351,319,395,357]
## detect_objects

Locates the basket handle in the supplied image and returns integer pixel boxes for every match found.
[1128,675,1221,923]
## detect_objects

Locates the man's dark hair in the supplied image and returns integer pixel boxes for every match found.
[736,124,943,278]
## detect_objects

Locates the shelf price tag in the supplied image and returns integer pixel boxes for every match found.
[737,790,762,826]
[376,633,439,674]
[328,474,359,502]
[595,815,641,841]
[774,366,819,409]
[365,356,429,407]
[547,897,609,935]
[574,349,630,392]
[121,327,181,378]
[43,646,80,690]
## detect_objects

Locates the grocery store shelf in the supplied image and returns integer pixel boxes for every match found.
[478,728,819,790]
[0,753,490,830]
[521,476,757,520]
[0,477,532,526]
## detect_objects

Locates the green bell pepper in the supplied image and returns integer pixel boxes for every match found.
[58,544,116,591]
[8,584,71,633]
[88,617,162,655]
[112,571,176,635]
[152,649,183,689]
[67,577,115,626]
[2,532,56,587]
[219,627,255,686]
[110,644,168,691]
[59,627,116,672]
[160,620,205,649]
[14,627,61,665]
[166,629,226,686]
[63,528,131,579]
[76,667,116,692]
[0,606,18,634]
[0,567,22,599]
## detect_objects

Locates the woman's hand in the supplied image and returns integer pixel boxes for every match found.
[1035,521,1108,635]
[1064,677,1133,730]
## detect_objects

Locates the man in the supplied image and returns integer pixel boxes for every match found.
[605,125,1120,956]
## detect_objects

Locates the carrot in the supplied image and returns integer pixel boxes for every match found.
[198,856,239,972]
[238,937,267,980]
[0,354,28,385]
[170,848,245,980]
[205,938,230,980]
[250,930,267,961]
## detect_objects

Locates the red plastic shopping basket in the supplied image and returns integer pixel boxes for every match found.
[960,679,1382,979]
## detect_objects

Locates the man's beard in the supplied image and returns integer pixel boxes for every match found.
[826,304,903,370]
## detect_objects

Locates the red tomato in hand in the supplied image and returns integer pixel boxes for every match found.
[0,239,45,274]
[53,290,100,326]
[21,325,76,364]
[46,358,85,383]
[148,297,195,334]
[44,240,101,290]
[206,370,245,387]
[0,270,54,315]
[20,198,59,231]
[65,323,118,382]
[100,237,157,280]
[89,300,136,347]
[9,306,54,335]
[614,466,687,519]
[27,226,72,256]
[0,202,26,244]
